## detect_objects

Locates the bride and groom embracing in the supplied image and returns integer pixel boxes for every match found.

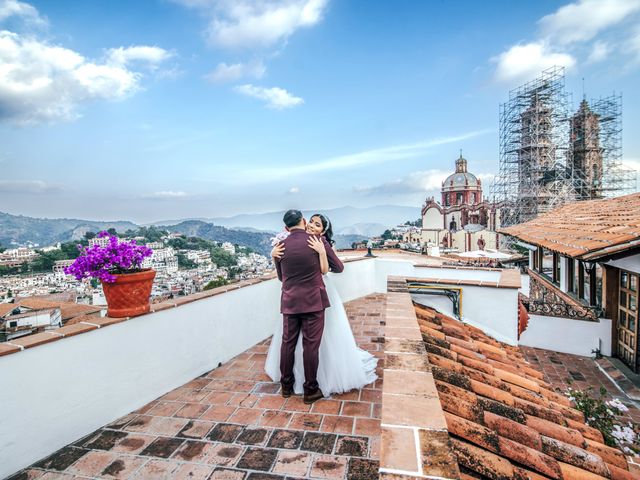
[264,209,378,404]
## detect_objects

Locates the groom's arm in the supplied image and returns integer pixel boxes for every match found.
[275,257,283,281]
[322,238,344,273]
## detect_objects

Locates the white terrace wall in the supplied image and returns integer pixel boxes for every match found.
[0,257,518,478]
[519,314,613,357]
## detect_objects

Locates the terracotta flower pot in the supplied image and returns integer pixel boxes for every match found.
[101,269,156,318]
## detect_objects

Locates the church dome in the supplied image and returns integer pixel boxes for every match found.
[442,154,481,191]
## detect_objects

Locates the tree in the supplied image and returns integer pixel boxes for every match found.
[381,229,394,240]
[203,277,228,290]
[7,289,12,298]
[176,252,197,269]
[107,228,118,236]
[84,231,96,240]
[210,248,237,267]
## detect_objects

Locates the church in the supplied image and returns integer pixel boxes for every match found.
[417,153,502,253]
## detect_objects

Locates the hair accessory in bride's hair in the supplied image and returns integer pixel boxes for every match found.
[270,230,290,246]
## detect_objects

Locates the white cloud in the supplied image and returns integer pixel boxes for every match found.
[144,191,189,199]
[243,129,492,182]
[0,179,61,193]
[587,41,610,64]
[0,30,171,125]
[0,0,46,25]
[539,0,640,45]
[107,46,173,68]
[174,0,329,50]
[492,42,575,84]
[288,186,299,194]
[629,27,640,61]
[356,169,496,197]
[233,83,303,109]
[205,59,265,83]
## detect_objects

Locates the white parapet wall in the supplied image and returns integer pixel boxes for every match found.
[519,314,613,357]
[0,257,520,478]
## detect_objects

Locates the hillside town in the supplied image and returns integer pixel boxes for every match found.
[0,232,270,341]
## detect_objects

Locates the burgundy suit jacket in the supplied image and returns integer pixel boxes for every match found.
[275,229,344,314]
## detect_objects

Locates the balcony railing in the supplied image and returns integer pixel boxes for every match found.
[521,296,602,321]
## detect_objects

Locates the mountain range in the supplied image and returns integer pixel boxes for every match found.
[0,205,421,254]
[150,205,421,235]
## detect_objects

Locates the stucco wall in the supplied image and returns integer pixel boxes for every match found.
[519,314,613,357]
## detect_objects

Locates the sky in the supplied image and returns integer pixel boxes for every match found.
[1,0,639,223]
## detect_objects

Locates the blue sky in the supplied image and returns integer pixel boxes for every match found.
[1,0,639,223]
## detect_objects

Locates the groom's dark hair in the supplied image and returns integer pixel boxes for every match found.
[283,209,303,228]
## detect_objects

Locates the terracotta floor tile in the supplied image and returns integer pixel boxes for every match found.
[258,410,292,428]
[236,447,278,472]
[205,443,245,467]
[255,396,287,410]
[175,402,209,419]
[111,433,157,455]
[176,420,215,439]
[272,450,311,476]
[172,440,212,463]
[311,399,342,415]
[283,396,312,412]
[200,405,237,422]
[320,415,354,435]
[309,454,348,479]
[66,450,117,476]
[229,408,264,425]
[106,413,137,430]
[209,468,246,480]
[99,454,147,479]
[132,459,178,479]
[147,401,184,417]
[341,401,372,418]
[289,413,323,431]
[202,391,235,405]
[267,430,304,449]
[229,393,261,408]
[354,418,381,437]
[170,463,214,480]
[146,417,190,436]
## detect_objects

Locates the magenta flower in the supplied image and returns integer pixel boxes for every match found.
[64,231,153,283]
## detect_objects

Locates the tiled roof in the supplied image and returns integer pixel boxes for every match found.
[0,302,17,318]
[17,298,61,310]
[414,302,637,480]
[499,192,640,259]
[59,303,102,321]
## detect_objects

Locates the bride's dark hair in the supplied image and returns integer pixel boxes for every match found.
[311,213,334,245]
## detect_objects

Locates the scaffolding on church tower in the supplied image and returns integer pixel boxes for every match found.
[583,94,635,197]
[492,66,574,230]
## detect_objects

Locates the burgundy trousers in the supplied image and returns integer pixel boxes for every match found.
[280,310,325,395]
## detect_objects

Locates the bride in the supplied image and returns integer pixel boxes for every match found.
[264,214,378,396]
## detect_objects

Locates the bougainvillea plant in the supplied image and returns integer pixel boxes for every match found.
[64,231,153,283]
[567,386,638,454]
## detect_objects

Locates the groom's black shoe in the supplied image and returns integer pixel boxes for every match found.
[303,389,323,405]
[281,386,294,398]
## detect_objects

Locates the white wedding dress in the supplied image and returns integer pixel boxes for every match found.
[265,274,378,395]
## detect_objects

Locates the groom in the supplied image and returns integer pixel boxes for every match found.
[275,209,344,404]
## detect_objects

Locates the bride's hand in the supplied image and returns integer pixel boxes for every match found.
[307,236,326,254]
[271,242,285,259]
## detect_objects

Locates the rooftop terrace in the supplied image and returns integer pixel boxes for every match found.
[2,252,637,479]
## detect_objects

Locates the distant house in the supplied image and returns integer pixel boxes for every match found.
[500,192,640,370]
[0,297,103,341]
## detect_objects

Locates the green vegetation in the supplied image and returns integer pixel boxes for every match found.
[176,252,197,269]
[203,277,228,290]
[404,218,422,227]
[381,229,395,240]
